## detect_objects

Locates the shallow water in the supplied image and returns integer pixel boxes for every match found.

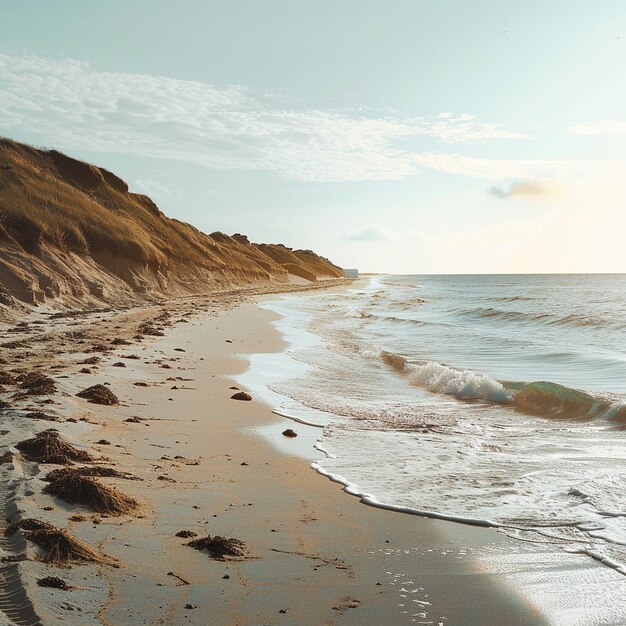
[242,274,626,624]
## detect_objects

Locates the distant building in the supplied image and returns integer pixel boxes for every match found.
[343,268,359,278]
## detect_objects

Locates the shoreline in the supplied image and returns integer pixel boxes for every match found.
[0,283,547,625]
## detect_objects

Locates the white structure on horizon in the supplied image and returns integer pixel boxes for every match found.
[343,268,359,278]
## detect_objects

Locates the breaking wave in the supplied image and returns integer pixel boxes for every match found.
[380,350,626,424]
[381,351,511,403]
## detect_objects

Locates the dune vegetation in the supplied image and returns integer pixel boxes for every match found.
[0,138,343,307]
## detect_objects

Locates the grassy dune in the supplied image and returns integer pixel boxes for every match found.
[0,138,343,307]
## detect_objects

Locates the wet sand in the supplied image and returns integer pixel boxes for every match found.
[0,286,547,625]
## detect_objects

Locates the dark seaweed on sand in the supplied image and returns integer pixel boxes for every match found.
[17,372,57,395]
[138,322,164,336]
[37,576,69,590]
[43,473,138,515]
[186,535,247,560]
[0,371,16,385]
[0,451,14,464]
[5,518,111,565]
[175,530,197,538]
[16,429,93,464]
[25,411,59,422]
[230,391,252,401]
[44,466,140,482]
[76,384,119,405]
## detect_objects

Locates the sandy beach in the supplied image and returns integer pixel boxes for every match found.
[0,282,549,626]
[2,3,625,622]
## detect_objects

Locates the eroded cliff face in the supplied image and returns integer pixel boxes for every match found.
[0,138,343,309]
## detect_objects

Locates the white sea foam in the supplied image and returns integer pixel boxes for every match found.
[272,409,326,428]
[311,460,498,527]
[312,440,336,459]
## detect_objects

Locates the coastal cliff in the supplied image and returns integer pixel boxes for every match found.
[0,138,343,309]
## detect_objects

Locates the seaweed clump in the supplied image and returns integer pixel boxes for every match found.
[0,371,16,385]
[186,535,247,560]
[25,411,58,422]
[5,518,111,565]
[37,576,69,590]
[43,472,138,515]
[138,322,164,337]
[44,466,139,482]
[17,372,57,395]
[76,384,119,405]
[230,391,252,401]
[175,530,197,538]
[15,430,92,464]
[0,451,14,464]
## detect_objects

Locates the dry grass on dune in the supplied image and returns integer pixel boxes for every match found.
[0,137,345,307]
[0,140,189,267]
[0,138,339,275]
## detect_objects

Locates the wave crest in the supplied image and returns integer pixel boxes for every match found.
[381,351,511,403]
[380,351,626,424]
[513,382,626,422]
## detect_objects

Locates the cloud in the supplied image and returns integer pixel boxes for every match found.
[342,224,393,241]
[488,179,559,199]
[2,54,623,188]
[411,114,527,143]
[0,54,526,183]
[570,120,626,135]
[412,152,626,184]
[134,179,174,198]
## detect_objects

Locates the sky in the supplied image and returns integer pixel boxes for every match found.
[0,0,625,273]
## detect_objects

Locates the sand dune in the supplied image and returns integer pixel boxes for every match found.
[0,138,344,311]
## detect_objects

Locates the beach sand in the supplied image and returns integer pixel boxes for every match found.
[0,286,547,625]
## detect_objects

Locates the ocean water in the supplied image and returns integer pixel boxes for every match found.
[242,274,626,624]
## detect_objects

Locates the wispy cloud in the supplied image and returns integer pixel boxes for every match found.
[570,120,626,135]
[412,152,626,183]
[489,179,560,199]
[134,179,174,198]
[411,113,527,142]
[0,54,526,182]
[341,224,393,241]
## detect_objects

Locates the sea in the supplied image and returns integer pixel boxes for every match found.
[240,274,626,625]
